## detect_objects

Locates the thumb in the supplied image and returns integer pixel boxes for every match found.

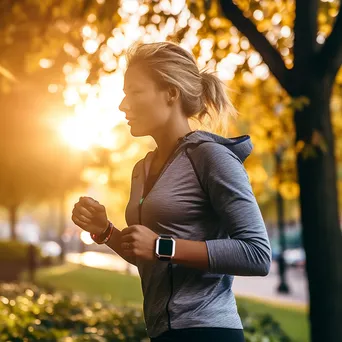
[81,197,105,212]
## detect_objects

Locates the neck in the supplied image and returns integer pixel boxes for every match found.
[152,120,192,162]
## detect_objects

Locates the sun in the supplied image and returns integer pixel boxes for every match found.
[59,72,127,151]
[57,0,196,152]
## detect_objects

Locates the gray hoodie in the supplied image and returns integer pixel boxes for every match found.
[125,130,271,338]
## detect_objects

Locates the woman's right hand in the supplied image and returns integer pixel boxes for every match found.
[71,197,109,235]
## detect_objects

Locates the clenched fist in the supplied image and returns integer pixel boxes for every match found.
[121,225,158,261]
[71,197,108,235]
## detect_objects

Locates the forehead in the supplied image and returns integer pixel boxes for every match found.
[124,64,156,88]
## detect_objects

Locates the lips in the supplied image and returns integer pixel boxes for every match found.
[126,118,136,126]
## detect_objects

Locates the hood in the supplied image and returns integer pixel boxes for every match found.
[180,130,253,163]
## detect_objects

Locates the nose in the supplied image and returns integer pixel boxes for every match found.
[119,95,131,113]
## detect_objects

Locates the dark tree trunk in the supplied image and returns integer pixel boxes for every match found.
[9,204,18,240]
[217,1,342,342]
[295,76,342,342]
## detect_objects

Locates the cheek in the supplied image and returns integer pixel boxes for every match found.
[132,95,167,119]
[130,95,152,111]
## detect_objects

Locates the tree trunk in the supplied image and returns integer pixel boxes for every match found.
[295,76,342,342]
[9,204,18,240]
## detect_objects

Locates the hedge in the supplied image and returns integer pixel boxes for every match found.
[0,283,291,342]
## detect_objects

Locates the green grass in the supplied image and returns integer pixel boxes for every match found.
[22,263,143,307]
[236,297,309,342]
[22,263,309,342]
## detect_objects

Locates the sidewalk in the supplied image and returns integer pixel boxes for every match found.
[233,262,308,308]
[66,252,308,308]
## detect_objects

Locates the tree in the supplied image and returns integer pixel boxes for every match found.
[0,0,105,239]
[214,1,342,341]
[0,84,85,240]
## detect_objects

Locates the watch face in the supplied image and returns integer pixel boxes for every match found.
[159,239,174,256]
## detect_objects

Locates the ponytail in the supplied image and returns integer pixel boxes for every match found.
[199,71,237,120]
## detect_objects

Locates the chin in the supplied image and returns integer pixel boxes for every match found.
[129,126,148,137]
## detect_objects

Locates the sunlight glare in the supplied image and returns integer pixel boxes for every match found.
[80,231,94,245]
[60,0,207,152]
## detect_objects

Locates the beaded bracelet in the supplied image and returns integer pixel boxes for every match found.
[90,221,114,244]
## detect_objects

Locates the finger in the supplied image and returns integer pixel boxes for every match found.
[72,208,92,223]
[121,242,134,250]
[71,215,90,231]
[77,206,93,219]
[121,242,135,256]
[121,226,136,236]
[121,234,134,242]
[82,198,105,213]
[79,215,92,224]
[122,249,135,257]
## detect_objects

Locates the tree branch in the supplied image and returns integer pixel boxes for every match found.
[316,7,342,80]
[218,0,292,94]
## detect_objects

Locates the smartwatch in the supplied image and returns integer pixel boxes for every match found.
[155,234,176,261]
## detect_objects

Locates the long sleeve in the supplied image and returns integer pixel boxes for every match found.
[191,143,272,276]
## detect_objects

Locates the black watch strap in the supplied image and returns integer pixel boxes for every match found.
[159,256,171,261]
[160,234,172,238]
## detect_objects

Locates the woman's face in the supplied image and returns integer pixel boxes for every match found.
[119,64,171,137]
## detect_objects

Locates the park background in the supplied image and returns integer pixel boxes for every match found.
[0,0,341,341]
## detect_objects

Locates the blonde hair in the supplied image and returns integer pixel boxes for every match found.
[125,41,237,121]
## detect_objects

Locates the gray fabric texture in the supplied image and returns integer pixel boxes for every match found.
[125,130,272,338]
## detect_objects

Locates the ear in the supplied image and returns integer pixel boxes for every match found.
[167,86,180,105]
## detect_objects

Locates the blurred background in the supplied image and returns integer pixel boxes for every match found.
[0,1,341,341]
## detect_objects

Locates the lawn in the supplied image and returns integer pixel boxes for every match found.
[22,263,309,342]
[23,263,143,307]
[236,296,309,342]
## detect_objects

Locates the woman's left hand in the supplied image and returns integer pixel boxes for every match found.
[121,225,158,261]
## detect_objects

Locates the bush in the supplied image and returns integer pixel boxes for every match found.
[0,240,31,262]
[239,307,292,342]
[0,240,43,281]
[0,283,147,342]
[0,283,291,342]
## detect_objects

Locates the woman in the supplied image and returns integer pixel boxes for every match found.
[72,41,271,342]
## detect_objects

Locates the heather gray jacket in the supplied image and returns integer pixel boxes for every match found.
[125,130,271,338]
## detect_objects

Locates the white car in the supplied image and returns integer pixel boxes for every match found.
[284,248,306,267]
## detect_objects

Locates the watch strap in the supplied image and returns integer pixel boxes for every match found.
[159,256,172,261]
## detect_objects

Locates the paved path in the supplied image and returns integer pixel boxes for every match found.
[233,262,308,307]
[66,252,308,308]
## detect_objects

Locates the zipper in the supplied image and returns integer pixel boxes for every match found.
[138,136,189,225]
[138,197,144,224]
[138,136,192,331]
[166,262,173,330]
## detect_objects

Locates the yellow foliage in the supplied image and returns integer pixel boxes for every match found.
[279,181,300,201]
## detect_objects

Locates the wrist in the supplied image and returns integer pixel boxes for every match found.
[172,239,209,270]
[99,220,110,235]
[155,234,176,261]
[91,221,114,244]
